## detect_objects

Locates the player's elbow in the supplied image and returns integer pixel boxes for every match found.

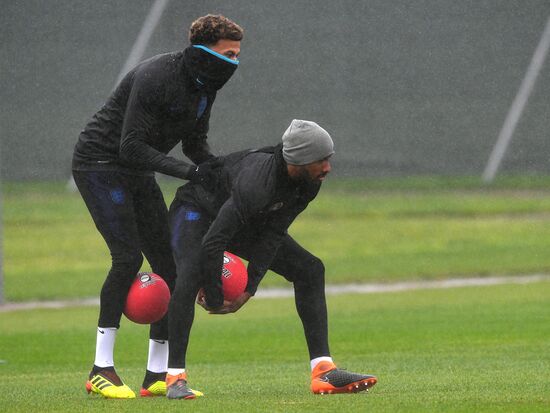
[119,139,138,163]
[119,138,154,169]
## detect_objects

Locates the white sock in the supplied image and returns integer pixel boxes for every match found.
[94,327,117,368]
[310,356,333,371]
[147,339,169,373]
[167,368,185,376]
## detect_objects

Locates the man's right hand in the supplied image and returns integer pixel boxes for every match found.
[187,157,224,189]
[196,288,251,314]
[207,291,252,314]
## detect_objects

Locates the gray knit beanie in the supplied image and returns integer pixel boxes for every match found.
[281,119,335,165]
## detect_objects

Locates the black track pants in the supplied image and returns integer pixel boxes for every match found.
[73,170,176,338]
[167,203,330,368]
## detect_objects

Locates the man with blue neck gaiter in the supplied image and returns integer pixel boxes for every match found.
[72,14,243,399]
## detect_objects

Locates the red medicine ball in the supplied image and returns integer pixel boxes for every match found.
[222,252,248,301]
[124,273,170,324]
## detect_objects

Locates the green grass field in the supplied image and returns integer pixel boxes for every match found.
[4,178,550,301]
[2,178,550,411]
[1,282,549,412]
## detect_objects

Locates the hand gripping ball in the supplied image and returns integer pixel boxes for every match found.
[124,272,170,324]
[222,252,248,301]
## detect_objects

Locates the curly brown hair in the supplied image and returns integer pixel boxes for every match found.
[188,14,243,46]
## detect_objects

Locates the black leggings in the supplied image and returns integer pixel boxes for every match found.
[73,170,176,339]
[168,203,330,368]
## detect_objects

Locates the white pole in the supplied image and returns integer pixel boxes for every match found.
[482,16,550,183]
[114,0,171,86]
[0,132,4,304]
[67,0,170,191]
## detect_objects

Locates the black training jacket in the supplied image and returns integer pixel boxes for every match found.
[173,145,321,299]
[72,51,216,178]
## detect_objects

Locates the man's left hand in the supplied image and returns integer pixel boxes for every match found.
[187,157,224,190]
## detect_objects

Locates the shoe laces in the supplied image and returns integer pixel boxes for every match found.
[173,378,190,390]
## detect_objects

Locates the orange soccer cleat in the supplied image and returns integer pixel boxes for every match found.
[310,361,377,395]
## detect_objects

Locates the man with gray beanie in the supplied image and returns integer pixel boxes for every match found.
[165,119,377,399]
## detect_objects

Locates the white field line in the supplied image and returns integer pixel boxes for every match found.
[257,273,550,298]
[1,274,549,313]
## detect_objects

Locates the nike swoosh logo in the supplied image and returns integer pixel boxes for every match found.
[98,329,105,334]
[153,340,166,344]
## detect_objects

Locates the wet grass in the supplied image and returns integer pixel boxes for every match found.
[1,281,549,412]
[4,177,550,301]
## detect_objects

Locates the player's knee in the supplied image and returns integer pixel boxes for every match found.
[155,263,177,290]
[172,265,201,299]
[309,257,325,283]
[111,251,143,276]
[296,256,325,287]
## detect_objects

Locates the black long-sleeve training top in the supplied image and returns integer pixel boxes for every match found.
[72,49,219,178]
[173,144,321,301]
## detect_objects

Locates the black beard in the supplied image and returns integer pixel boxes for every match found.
[290,168,323,190]
[183,46,238,91]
